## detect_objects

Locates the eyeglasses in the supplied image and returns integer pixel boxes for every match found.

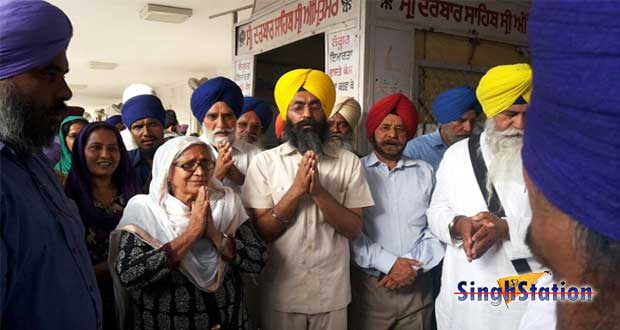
[174,159,216,172]
[237,122,263,131]
[289,102,323,113]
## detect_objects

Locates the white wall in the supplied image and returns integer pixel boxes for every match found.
[154,79,196,132]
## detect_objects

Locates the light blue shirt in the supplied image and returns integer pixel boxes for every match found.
[403,129,448,172]
[351,152,445,277]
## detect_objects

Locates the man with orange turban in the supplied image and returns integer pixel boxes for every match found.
[350,93,443,329]
[242,69,374,330]
[427,63,545,330]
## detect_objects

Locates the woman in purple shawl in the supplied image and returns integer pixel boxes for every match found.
[65,121,139,329]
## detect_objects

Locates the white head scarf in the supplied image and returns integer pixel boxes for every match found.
[109,136,247,328]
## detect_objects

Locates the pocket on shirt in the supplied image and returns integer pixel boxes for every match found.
[270,186,288,204]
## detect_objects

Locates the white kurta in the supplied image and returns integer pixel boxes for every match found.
[518,273,557,330]
[200,138,261,194]
[427,132,544,330]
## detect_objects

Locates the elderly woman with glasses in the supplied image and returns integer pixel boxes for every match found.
[109,136,267,330]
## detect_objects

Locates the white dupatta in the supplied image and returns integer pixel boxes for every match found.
[108,136,247,329]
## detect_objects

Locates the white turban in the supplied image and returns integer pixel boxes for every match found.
[329,96,361,129]
[122,83,157,103]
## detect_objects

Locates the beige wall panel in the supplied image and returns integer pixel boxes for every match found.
[471,42,527,66]
[424,32,473,65]
[417,31,527,65]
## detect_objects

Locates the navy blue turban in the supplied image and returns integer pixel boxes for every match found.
[190,77,243,123]
[432,86,481,124]
[121,95,165,129]
[105,115,122,126]
[523,1,620,240]
[241,97,273,132]
[0,0,73,80]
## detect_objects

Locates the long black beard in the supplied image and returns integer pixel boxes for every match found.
[284,119,330,155]
[0,81,65,151]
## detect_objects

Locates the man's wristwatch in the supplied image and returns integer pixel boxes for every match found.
[271,208,289,226]
[218,233,229,255]
[449,216,464,240]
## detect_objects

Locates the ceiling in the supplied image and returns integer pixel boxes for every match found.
[48,0,253,110]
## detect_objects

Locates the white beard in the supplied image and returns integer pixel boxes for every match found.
[329,134,355,152]
[201,125,235,146]
[484,119,525,200]
[237,133,263,148]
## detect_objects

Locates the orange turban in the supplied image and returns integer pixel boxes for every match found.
[274,115,286,140]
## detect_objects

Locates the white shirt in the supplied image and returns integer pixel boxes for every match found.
[427,132,543,330]
[352,152,444,276]
[200,137,261,194]
[518,273,557,330]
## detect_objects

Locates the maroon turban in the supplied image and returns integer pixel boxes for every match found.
[366,93,418,140]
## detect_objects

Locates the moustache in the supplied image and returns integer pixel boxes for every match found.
[49,103,68,127]
[213,128,234,134]
[497,128,524,138]
[381,139,402,146]
[295,119,319,129]
[239,131,257,138]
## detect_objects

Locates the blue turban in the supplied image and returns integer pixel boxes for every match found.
[0,1,72,80]
[105,115,122,126]
[240,97,273,132]
[432,86,481,124]
[121,95,165,129]
[523,1,620,241]
[190,77,243,123]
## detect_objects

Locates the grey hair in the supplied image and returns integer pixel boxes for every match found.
[0,80,31,150]
[329,133,355,153]
[575,223,620,286]
[483,118,524,205]
[574,223,620,329]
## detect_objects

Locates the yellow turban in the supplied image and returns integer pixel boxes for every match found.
[274,69,336,120]
[476,63,532,118]
[329,96,362,129]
